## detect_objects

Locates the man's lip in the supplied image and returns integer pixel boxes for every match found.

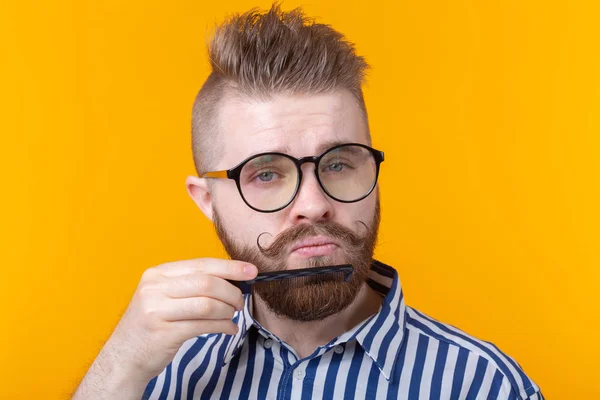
[290,236,340,253]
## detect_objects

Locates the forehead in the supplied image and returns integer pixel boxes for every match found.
[215,89,369,167]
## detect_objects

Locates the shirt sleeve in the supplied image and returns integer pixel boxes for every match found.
[508,387,545,400]
[523,390,545,400]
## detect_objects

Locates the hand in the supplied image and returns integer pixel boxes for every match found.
[96,258,257,386]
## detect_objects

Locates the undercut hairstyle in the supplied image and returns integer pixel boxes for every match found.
[191,3,371,175]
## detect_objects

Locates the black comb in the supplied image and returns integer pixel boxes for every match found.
[228,264,354,294]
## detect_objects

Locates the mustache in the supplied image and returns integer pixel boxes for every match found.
[256,220,369,259]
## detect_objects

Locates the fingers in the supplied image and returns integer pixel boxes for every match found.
[155,258,258,281]
[105,259,251,382]
[160,297,237,322]
[161,272,245,311]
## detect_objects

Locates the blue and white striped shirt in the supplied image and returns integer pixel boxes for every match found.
[142,260,543,399]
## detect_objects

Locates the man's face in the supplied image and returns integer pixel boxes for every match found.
[199,89,380,321]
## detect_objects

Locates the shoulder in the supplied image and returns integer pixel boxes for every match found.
[403,306,543,400]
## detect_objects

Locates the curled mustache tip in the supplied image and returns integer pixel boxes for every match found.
[256,232,273,253]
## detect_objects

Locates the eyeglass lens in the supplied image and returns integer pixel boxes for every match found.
[238,145,377,211]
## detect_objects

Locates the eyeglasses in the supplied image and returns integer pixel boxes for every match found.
[200,143,384,213]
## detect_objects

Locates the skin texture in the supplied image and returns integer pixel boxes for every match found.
[186,88,383,357]
[188,89,377,234]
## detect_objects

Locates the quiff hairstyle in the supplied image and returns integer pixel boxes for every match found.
[191,3,370,175]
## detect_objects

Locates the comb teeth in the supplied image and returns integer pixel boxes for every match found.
[230,265,353,294]
[253,270,348,292]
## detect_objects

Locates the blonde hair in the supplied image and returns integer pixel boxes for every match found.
[191,3,370,174]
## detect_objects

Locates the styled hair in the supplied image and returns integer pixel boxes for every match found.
[191,3,370,175]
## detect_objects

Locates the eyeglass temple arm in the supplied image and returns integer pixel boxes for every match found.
[200,170,229,179]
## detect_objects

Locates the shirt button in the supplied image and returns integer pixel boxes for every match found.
[263,339,273,349]
[294,368,306,380]
[334,345,344,354]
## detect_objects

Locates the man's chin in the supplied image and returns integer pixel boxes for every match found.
[254,278,361,322]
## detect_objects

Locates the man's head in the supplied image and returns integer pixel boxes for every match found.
[186,4,381,322]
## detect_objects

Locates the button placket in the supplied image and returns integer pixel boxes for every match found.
[294,367,306,380]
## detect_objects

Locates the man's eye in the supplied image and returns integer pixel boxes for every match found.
[325,162,346,172]
[257,171,275,181]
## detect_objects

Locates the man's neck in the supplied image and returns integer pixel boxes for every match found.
[251,283,383,359]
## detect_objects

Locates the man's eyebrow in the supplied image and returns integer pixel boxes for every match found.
[238,145,288,162]
[276,140,350,156]
[244,145,291,159]
[244,140,352,160]
[315,140,349,155]
[266,144,292,154]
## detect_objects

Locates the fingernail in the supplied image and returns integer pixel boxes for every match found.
[244,264,257,277]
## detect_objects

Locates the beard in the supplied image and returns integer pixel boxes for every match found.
[213,199,380,322]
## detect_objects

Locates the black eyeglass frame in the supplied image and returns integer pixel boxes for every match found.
[200,142,385,213]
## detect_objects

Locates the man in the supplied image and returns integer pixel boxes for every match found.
[74,4,543,399]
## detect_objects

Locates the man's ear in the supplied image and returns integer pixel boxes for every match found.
[186,175,214,222]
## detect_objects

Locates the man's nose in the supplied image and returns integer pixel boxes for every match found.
[287,163,334,223]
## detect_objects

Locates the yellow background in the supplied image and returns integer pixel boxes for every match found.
[1,0,598,398]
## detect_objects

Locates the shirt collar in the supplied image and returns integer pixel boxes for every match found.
[222,293,255,366]
[222,260,407,381]
[352,260,407,381]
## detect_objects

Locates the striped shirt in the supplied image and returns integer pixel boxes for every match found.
[142,260,543,399]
